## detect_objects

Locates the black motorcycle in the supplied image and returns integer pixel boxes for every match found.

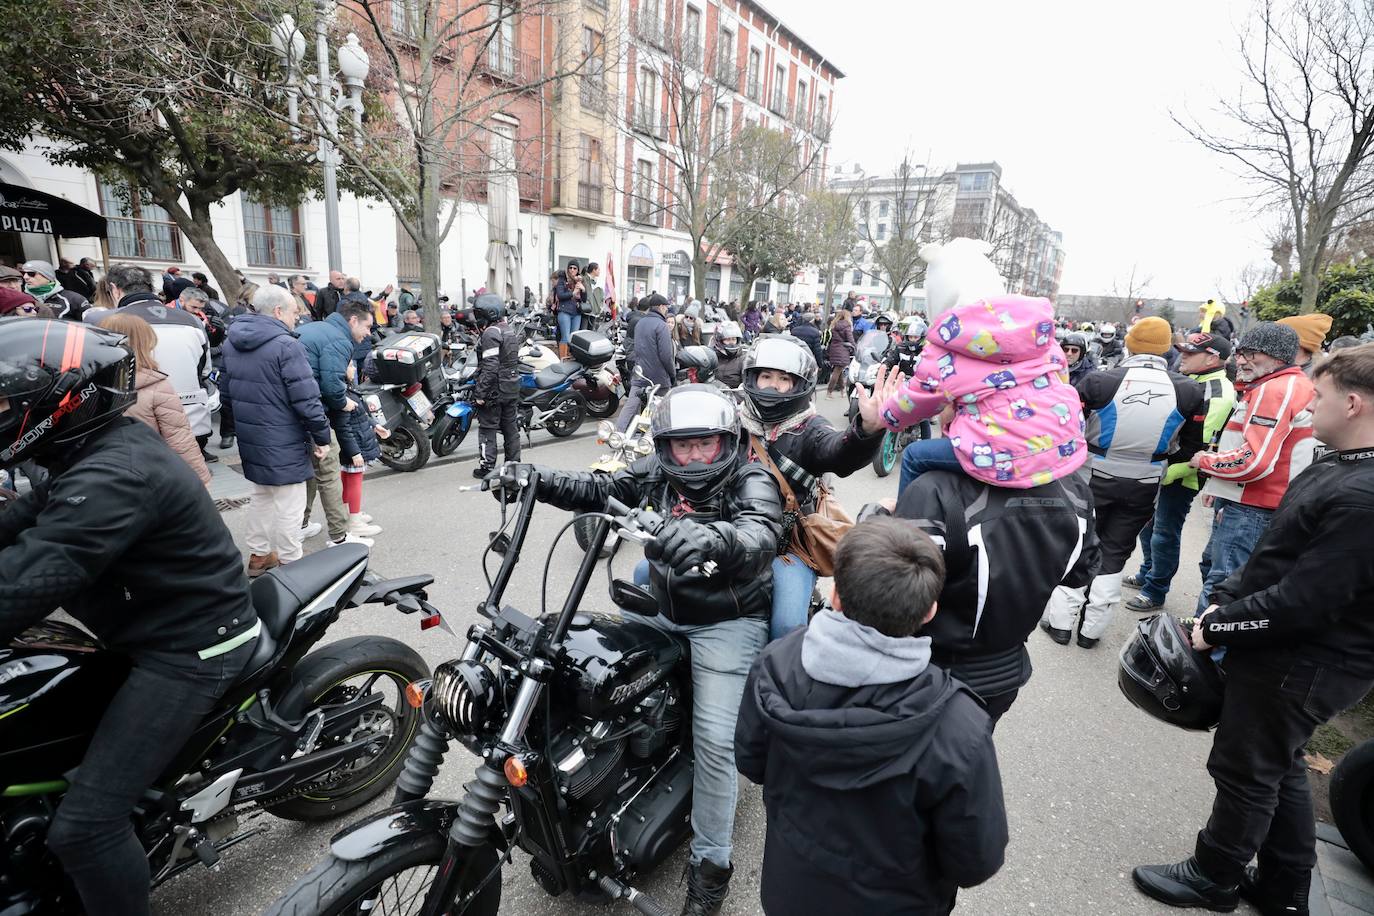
[269,466,701,916]
[1,546,438,913]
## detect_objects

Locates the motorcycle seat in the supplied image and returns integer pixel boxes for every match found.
[249,543,370,641]
[534,361,581,389]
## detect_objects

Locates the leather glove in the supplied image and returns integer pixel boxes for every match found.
[646,519,722,576]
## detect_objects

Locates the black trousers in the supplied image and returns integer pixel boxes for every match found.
[46,640,255,916]
[1196,652,1373,887]
[1089,473,1159,574]
[476,399,520,470]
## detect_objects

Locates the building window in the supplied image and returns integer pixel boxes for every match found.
[577,134,603,212]
[715,28,735,84]
[712,104,728,151]
[795,79,807,124]
[580,27,605,112]
[637,0,664,46]
[958,172,993,192]
[876,223,886,240]
[242,195,304,268]
[858,200,868,218]
[753,279,770,302]
[97,179,182,261]
[487,2,518,76]
[391,0,415,38]
[633,159,655,223]
[878,199,889,218]
[636,67,658,133]
[683,5,702,66]
[815,95,826,130]
[396,218,420,284]
[770,64,786,113]
[746,48,761,101]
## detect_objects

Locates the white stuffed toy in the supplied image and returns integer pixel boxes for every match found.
[920,237,1006,323]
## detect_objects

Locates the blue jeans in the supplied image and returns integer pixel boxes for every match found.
[621,609,767,868]
[898,437,962,496]
[769,554,818,642]
[556,311,580,343]
[1197,500,1274,612]
[1134,482,1201,603]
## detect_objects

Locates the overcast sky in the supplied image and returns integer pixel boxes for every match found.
[780,0,1275,298]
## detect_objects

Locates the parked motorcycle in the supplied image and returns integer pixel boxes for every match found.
[1,546,440,912]
[1329,737,1374,874]
[843,330,917,476]
[519,332,621,420]
[361,333,447,473]
[429,350,481,459]
[268,466,700,916]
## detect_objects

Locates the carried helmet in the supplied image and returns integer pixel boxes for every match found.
[741,335,818,424]
[714,321,743,357]
[0,318,137,469]
[1098,322,1117,341]
[899,316,928,340]
[1062,332,1088,366]
[650,384,742,503]
[1079,321,1094,332]
[1118,614,1224,731]
[875,310,899,331]
[675,345,718,384]
[472,293,505,327]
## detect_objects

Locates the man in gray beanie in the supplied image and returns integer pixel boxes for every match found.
[1186,321,1317,611]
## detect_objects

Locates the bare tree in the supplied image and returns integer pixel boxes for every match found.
[613,14,823,301]
[801,186,862,316]
[855,154,941,313]
[1176,0,1374,313]
[1110,264,1154,323]
[1217,261,1271,304]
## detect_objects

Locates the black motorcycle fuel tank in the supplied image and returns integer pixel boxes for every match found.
[552,613,683,720]
[0,622,130,786]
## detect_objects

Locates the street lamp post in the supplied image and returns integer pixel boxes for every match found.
[271,5,369,275]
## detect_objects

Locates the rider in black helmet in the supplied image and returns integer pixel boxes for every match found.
[471,293,522,478]
[0,318,257,916]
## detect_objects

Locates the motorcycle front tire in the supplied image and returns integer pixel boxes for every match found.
[1330,737,1374,872]
[378,416,432,473]
[265,835,501,916]
[430,413,469,458]
[545,393,586,438]
[573,513,618,558]
[872,429,900,477]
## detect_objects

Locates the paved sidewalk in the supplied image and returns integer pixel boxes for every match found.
[1316,822,1374,915]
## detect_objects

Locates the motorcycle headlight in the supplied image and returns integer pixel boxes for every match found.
[635,436,654,455]
[430,659,499,737]
[608,431,626,449]
[597,420,614,443]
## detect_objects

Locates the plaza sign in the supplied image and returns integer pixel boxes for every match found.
[0,183,108,239]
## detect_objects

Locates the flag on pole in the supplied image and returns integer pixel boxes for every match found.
[605,253,618,304]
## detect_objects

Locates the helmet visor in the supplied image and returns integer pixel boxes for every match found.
[650,385,738,439]
[745,336,817,380]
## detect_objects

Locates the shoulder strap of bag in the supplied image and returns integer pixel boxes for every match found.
[750,434,801,515]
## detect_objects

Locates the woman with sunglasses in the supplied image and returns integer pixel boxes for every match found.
[0,288,43,317]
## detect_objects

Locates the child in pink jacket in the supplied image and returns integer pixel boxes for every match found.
[881,295,1087,490]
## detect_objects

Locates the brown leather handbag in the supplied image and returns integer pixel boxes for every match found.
[750,436,854,577]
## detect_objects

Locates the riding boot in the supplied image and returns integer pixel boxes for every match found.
[559,342,570,360]
[680,860,732,916]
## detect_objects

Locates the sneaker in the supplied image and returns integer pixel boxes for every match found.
[473,466,494,479]
[1126,594,1165,613]
[358,512,373,524]
[1123,573,1145,589]
[300,521,323,540]
[348,519,383,537]
[327,533,374,548]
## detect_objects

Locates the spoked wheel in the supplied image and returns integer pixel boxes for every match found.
[545,393,586,438]
[264,638,427,822]
[265,836,502,916]
[872,429,900,477]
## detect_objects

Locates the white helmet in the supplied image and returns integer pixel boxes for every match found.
[1098,322,1117,341]
[899,316,928,339]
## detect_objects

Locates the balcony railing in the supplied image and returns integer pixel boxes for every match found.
[576,181,607,214]
[714,56,736,86]
[479,43,542,86]
[633,105,668,139]
[517,170,542,201]
[682,43,702,68]
[632,11,666,48]
[794,105,809,129]
[746,75,761,102]
[580,79,606,113]
[584,0,607,8]
[812,116,830,140]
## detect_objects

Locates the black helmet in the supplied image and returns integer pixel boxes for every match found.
[1118,614,1224,731]
[742,335,818,424]
[472,293,504,326]
[1062,332,1088,366]
[0,318,137,469]
[675,345,718,383]
[650,385,741,503]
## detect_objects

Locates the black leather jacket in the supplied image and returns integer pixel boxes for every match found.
[755,412,883,510]
[535,457,783,625]
[476,320,521,402]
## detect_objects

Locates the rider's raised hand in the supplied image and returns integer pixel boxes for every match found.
[856,364,905,435]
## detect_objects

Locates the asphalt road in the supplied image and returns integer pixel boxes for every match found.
[151,395,1255,916]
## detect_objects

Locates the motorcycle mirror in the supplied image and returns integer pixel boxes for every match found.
[609,578,658,615]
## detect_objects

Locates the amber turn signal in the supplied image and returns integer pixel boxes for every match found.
[404,679,430,709]
[504,755,529,787]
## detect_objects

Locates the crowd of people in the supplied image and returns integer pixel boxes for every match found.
[4,248,1374,916]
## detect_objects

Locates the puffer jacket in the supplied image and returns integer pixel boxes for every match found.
[534,458,783,625]
[879,295,1087,489]
[825,317,855,367]
[221,313,332,486]
[127,368,212,486]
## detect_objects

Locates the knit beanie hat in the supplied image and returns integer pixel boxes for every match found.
[0,288,39,315]
[1237,322,1300,365]
[1125,316,1173,355]
[1277,313,1334,354]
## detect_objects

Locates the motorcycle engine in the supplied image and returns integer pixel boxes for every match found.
[551,721,626,805]
[629,681,681,759]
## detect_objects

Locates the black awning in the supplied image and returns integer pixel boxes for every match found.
[0,182,107,239]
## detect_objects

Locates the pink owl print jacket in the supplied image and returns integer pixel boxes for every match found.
[879,295,1088,488]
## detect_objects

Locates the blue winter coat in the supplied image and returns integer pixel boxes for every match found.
[298,313,363,459]
[632,310,675,390]
[220,314,331,486]
[344,387,382,463]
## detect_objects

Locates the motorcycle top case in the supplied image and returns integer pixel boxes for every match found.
[374,333,443,386]
[1,622,131,785]
[569,330,615,367]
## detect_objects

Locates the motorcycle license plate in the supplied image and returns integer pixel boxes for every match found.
[406,391,432,415]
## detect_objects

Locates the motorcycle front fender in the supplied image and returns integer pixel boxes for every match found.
[329,798,507,861]
[446,400,475,421]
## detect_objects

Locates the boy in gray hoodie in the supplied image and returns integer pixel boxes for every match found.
[735,517,1008,916]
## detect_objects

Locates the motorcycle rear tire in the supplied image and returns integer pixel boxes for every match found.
[430,413,469,458]
[1330,737,1374,873]
[263,637,427,822]
[545,393,585,438]
[584,392,620,420]
[264,835,501,916]
[378,417,431,473]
